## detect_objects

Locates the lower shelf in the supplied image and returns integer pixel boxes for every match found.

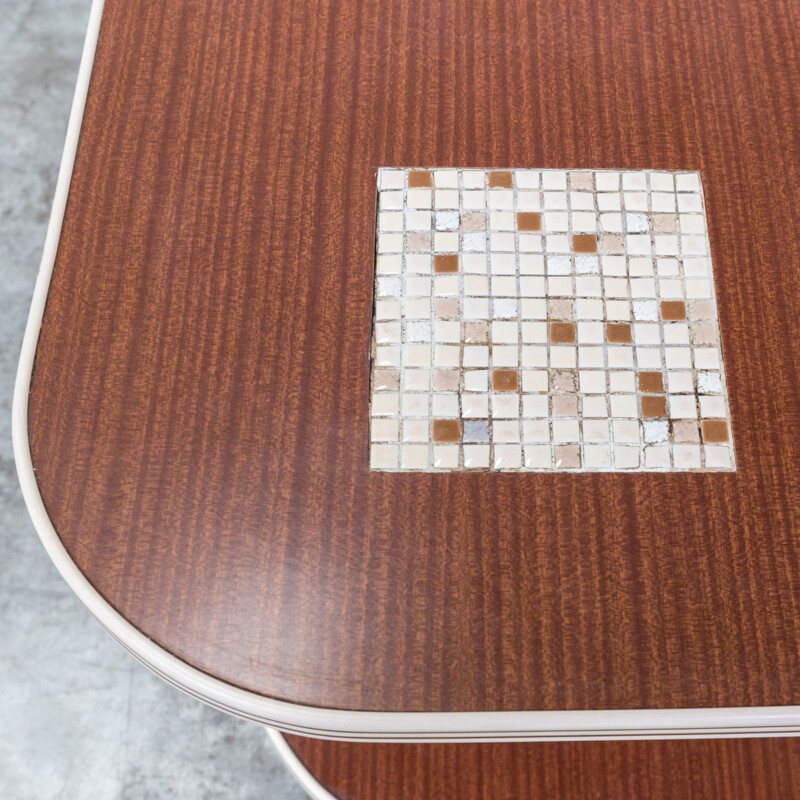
[273,731,800,800]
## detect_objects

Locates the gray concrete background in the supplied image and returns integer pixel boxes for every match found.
[0,2,308,797]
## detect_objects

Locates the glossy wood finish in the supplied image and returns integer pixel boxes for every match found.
[28,0,800,713]
[286,736,800,799]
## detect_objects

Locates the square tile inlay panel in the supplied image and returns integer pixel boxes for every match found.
[370,169,734,472]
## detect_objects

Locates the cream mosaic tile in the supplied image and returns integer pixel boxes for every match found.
[370,169,735,472]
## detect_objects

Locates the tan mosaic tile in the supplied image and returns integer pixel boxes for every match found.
[492,369,519,392]
[661,300,687,321]
[433,419,460,442]
[408,170,432,188]
[517,212,542,231]
[489,170,513,188]
[550,321,576,343]
[607,322,633,343]
[371,168,734,471]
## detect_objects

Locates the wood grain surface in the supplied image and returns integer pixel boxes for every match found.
[285,735,800,799]
[27,0,800,713]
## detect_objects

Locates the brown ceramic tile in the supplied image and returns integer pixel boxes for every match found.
[433,419,460,442]
[607,322,632,343]
[702,419,730,443]
[554,444,581,469]
[408,170,432,188]
[434,369,460,391]
[570,171,593,190]
[692,322,717,345]
[548,299,574,320]
[493,369,519,391]
[573,233,598,254]
[517,212,542,231]
[406,232,431,251]
[462,212,486,231]
[434,254,459,273]
[373,369,400,391]
[552,395,579,416]
[638,371,664,393]
[600,233,625,253]
[661,300,686,321]
[464,321,488,343]
[652,213,677,233]
[435,298,460,319]
[689,300,715,320]
[550,321,576,343]
[641,395,667,417]
[551,370,576,392]
[673,420,700,443]
[489,170,513,188]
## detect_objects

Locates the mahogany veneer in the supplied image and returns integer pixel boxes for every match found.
[285,736,800,799]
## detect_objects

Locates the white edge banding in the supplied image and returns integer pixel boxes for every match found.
[11,0,800,742]
[268,729,338,800]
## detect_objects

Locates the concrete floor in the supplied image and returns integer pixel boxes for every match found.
[0,2,307,797]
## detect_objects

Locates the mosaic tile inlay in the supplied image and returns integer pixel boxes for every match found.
[370,169,734,472]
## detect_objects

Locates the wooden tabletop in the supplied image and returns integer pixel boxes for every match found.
[23,0,800,726]
[283,735,800,799]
